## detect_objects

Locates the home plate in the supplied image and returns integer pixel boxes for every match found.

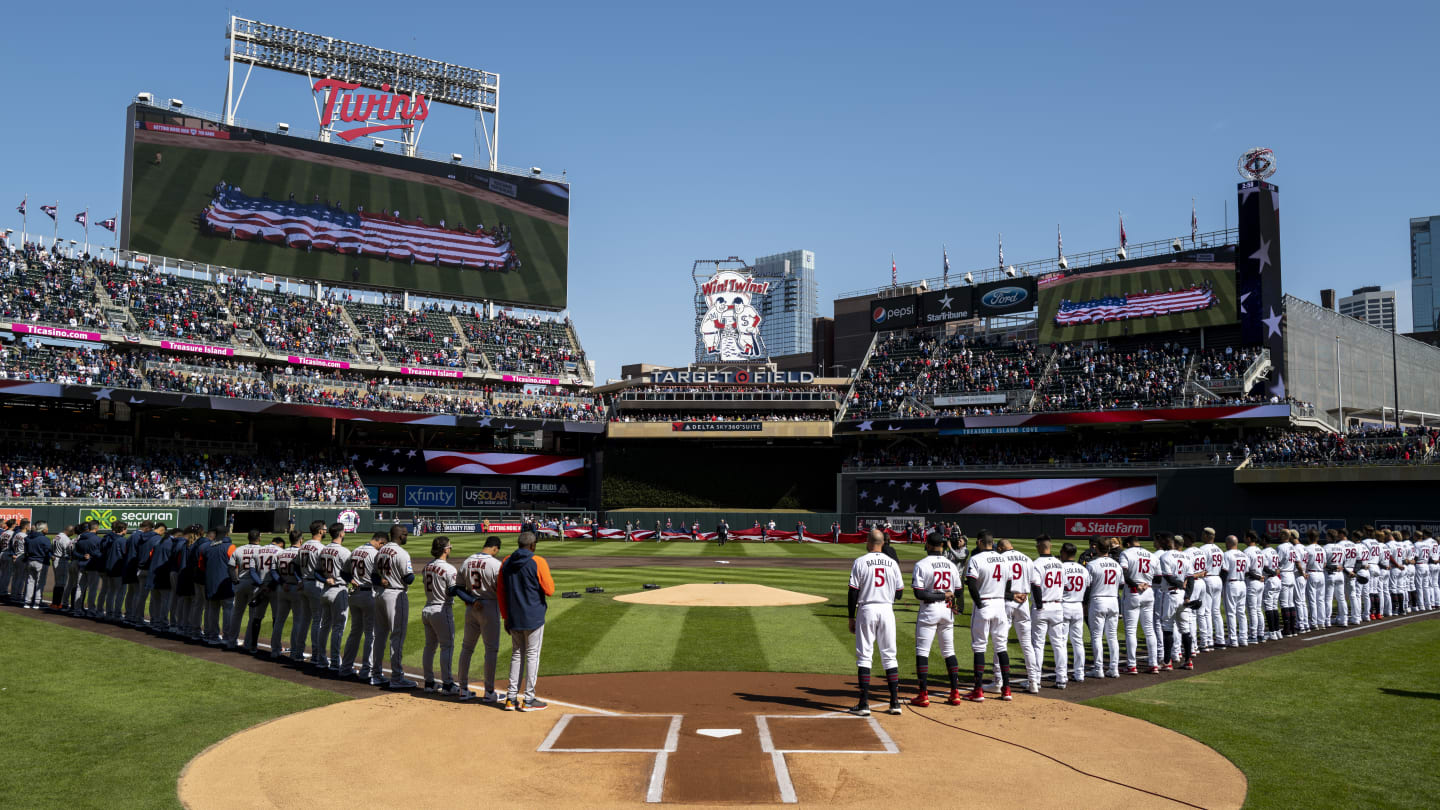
[697,729,742,739]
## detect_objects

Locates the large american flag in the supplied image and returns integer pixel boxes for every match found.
[202,188,513,269]
[1054,286,1215,326]
[936,477,1156,515]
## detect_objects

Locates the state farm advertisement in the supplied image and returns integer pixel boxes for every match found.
[1063,517,1151,537]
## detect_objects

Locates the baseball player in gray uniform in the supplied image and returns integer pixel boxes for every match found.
[269,531,304,661]
[315,524,352,672]
[341,532,384,681]
[457,536,504,702]
[225,530,264,650]
[296,521,328,664]
[421,536,465,695]
[372,525,416,689]
[0,520,14,601]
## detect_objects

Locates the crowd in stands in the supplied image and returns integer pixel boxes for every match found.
[618,385,839,401]
[1243,426,1440,467]
[0,442,367,502]
[460,311,581,376]
[844,437,1175,469]
[2,245,110,331]
[1035,342,1192,411]
[1189,346,1263,384]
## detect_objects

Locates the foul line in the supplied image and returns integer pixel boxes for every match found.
[1300,613,1426,641]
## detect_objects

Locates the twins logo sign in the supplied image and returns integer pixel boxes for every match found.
[699,270,770,360]
[337,509,361,532]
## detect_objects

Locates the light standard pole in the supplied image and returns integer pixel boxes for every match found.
[1334,335,1343,431]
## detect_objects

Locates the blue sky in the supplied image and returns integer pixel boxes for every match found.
[3,1,1437,379]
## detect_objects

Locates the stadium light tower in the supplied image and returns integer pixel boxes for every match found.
[221,16,501,168]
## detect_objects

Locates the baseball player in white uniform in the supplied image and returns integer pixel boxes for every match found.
[457,536,505,702]
[910,534,963,706]
[1260,537,1282,640]
[1221,535,1250,648]
[963,531,1013,701]
[420,536,463,695]
[1339,531,1361,626]
[1029,538,1068,689]
[1059,543,1090,686]
[1197,529,1223,651]
[1085,539,1122,678]
[1422,532,1439,611]
[998,539,1038,693]
[1242,533,1266,643]
[340,532,384,682]
[1275,529,1298,635]
[1362,532,1383,620]
[373,525,417,689]
[1323,531,1347,628]
[1152,535,1186,668]
[847,529,904,715]
[1303,531,1328,630]
[1118,536,1158,673]
[225,532,263,650]
[316,524,352,673]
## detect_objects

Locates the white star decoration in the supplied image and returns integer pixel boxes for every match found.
[889,499,900,511]
[1239,184,1258,206]
[93,388,114,400]
[1270,373,1286,399]
[938,292,954,310]
[918,482,931,493]
[902,481,912,490]
[406,450,417,458]
[857,420,874,431]
[859,489,869,499]
[379,463,390,472]
[1250,236,1272,274]
[1263,307,1283,338]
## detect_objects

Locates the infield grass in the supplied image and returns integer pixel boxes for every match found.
[1088,619,1440,810]
[0,611,342,810]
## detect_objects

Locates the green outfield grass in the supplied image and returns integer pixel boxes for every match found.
[1035,262,1237,343]
[1088,620,1440,810]
[0,611,342,810]
[127,139,568,308]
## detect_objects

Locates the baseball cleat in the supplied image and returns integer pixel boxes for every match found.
[1163,662,1174,671]
[846,703,871,717]
[1124,667,1139,675]
[440,683,462,696]
[1182,660,1195,670]
[389,678,418,690]
[482,691,500,703]
[457,690,475,701]
[423,682,436,693]
[503,698,518,711]
[887,701,903,715]
[999,687,1013,701]
[522,698,549,711]
[946,689,962,705]
[911,691,930,708]
[961,689,985,703]
[1026,683,1040,694]
[1054,682,1067,690]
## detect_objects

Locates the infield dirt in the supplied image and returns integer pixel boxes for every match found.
[613,583,827,607]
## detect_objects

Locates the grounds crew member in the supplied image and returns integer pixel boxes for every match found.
[847,529,904,716]
[373,524,416,689]
[340,532,384,682]
[910,532,962,707]
[457,536,504,702]
[497,531,554,711]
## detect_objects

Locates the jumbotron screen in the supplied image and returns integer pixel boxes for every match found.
[121,104,569,309]
[1035,249,1237,343]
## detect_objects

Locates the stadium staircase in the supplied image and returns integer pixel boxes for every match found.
[1024,348,1061,411]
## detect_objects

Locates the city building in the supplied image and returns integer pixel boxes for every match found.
[750,249,818,358]
[1413,216,1438,331]
[1339,285,1397,331]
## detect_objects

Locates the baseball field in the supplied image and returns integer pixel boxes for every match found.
[1036,262,1238,343]
[3,535,1437,808]
[125,130,570,309]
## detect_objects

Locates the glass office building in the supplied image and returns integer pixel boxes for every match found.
[1413,216,1438,331]
[750,249,818,359]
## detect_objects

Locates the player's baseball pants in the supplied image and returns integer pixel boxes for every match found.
[507,624,545,703]
[1031,605,1065,682]
[372,588,409,682]
[1414,564,1428,609]
[0,556,10,597]
[1264,577,1281,616]
[1087,598,1119,675]
[167,572,185,629]
[969,599,1010,657]
[100,575,123,617]
[1193,581,1212,646]
[243,588,273,652]
[1344,575,1364,622]
[49,562,67,607]
[1061,602,1085,681]
[226,580,257,646]
[422,604,456,685]
[203,594,232,642]
[66,562,84,609]
[1279,572,1297,608]
[1429,566,1439,608]
[187,587,205,636]
[341,588,375,677]
[80,570,102,614]
[1006,601,1036,685]
[855,603,898,669]
[458,598,501,694]
[21,561,45,607]
[126,579,149,622]
[301,582,326,659]
[148,580,172,629]
[1223,582,1246,645]
[1203,577,1223,646]
[1306,572,1327,628]
[317,585,349,667]
[1122,589,1157,668]
[1246,580,1265,641]
[917,610,956,658]
[1325,573,1347,626]
[270,584,306,659]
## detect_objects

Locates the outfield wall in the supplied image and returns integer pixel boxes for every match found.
[0,505,389,535]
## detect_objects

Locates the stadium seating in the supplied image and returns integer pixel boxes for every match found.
[1242,426,1439,467]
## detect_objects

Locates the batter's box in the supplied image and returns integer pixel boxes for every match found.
[756,715,899,804]
[538,714,682,803]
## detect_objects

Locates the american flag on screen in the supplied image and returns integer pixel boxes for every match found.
[347,447,583,477]
[936,477,1156,515]
[1054,286,1215,326]
[202,188,513,269]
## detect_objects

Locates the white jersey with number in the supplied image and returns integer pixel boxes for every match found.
[1061,561,1091,603]
[1032,556,1065,605]
[297,538,325,580]
[1184,548,1207,579]
[1222,549,1248,580]
[422,558,458,608]
[1000,549,1034,600]
[230,543,262,580]
[1305,545,1326,573]
[256,544,282,577]
[1261,547,1280,576]
[276,546,301,584]
[911,555,960,622]
[1155,550,1184,592]
[1339,539,1358,571]
[1120,547,1155,589]
[849,551,903,605]
[1201,543,1224,578]
[965,550,1009,601]
[1086,556,1122,601]
[1276,542,1297,574]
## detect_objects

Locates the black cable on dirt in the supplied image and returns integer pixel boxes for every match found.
[905,704,1211,809]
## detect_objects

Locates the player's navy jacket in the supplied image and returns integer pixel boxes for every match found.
[74,531,104,572]
[102,530,128,576]
[497,547,555,632]
[133,531,163,582]
[201,537,236,600]
[23,530,51,564]
[146,534,176,589]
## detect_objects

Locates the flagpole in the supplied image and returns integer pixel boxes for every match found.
[52,200,59,248]
[83,210,89,257]
[19,195,25,248]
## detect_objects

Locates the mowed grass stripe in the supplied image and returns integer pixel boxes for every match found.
[569,604,690,674]
[670,606,769,672]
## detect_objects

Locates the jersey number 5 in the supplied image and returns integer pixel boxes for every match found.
[873,568,887,588]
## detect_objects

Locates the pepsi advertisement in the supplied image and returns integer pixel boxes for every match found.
[972,277,1038,316]
[868,296,919,332]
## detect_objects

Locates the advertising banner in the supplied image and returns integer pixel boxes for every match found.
[160,339,236,357]
[401,366,465,379]
[1063,517,1151,537]
[933,393,1007,407]
[918,287,974,325]
[868,296,918,332]
[672,422,763,432]
[972,277,1038,316]
[1250,518,1347,535]
[462,485,513,508]
[403,485,457,508]
[287,355,351,370]
[11,323,103,342]
[78,507,180,529]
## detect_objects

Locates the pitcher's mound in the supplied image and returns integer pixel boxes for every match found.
[614,583,826,607]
